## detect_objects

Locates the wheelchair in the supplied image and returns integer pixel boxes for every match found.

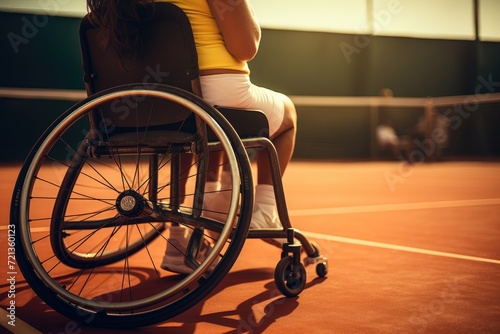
[10,3,327,328]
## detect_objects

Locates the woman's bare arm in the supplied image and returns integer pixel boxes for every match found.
[207,0,261,61]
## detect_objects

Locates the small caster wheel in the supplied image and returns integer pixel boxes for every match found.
[274,256,307,297]
[316,262,328,277]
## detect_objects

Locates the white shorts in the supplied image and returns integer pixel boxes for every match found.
[199,74,286,137]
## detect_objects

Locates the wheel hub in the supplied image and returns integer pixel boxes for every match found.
[116,190,146,217]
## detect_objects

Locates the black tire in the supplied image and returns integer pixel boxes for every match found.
[274,256,307,297]
[309,242,328,278]
[11,84,253,328]
[316,262,328,278]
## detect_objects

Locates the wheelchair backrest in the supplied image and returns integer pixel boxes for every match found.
[79,3,200,128]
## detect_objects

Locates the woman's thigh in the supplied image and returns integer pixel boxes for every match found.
[200,74,287,137]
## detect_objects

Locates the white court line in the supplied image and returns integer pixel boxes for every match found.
[289,198,500,217]
[304,232,500,265]
[0,309,43,334]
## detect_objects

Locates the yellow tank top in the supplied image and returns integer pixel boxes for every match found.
[157,0,250,74]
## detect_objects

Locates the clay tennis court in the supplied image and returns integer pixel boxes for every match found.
[1,160,499,333]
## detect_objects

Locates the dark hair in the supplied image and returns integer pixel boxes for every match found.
[86,0,155,63]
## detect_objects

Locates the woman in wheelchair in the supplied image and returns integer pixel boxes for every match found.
[87,0,298,273]
[10,1,325,326]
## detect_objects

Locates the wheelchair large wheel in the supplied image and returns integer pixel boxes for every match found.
[11,84,253,328]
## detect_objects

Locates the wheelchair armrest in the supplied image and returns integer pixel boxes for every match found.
[212,106,269,140]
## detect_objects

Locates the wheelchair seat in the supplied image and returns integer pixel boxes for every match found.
[10,2,327,328]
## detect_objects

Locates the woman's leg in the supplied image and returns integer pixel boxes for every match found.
[198,74,298,237]
[251,95,297,240]
[257,95,297,185]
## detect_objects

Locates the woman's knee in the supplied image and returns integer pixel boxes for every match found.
[273,95,296,138]
[284,97,297,127]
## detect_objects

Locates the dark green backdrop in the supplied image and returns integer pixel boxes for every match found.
[1,11,499,161]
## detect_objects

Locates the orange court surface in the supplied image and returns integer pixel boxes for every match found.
[1,160,499,333]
